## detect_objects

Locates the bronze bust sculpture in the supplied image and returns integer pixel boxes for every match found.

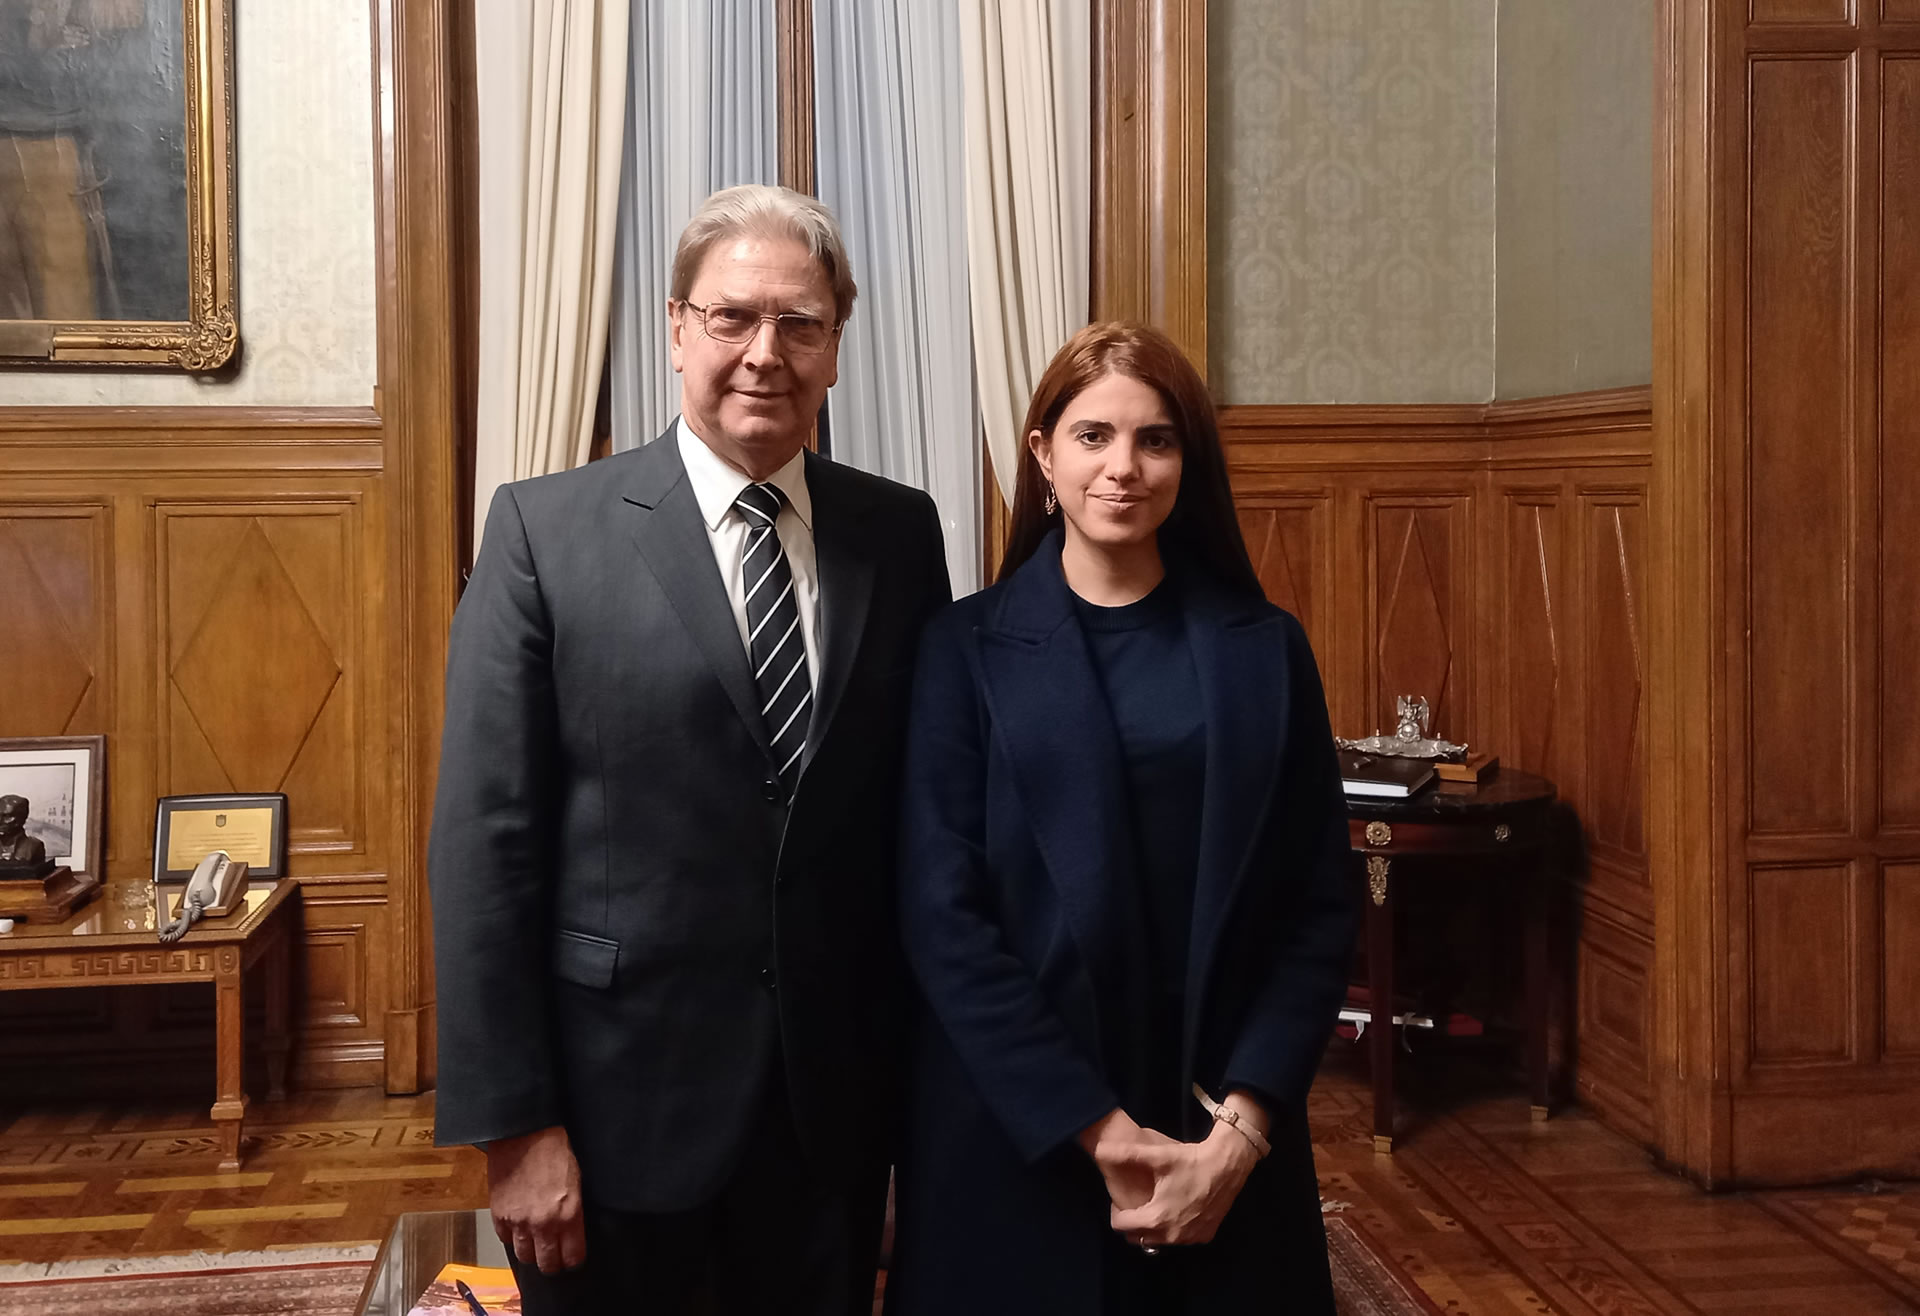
[0,794,54,880]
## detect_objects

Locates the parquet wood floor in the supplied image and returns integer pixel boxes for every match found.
[1310,1048,1919,1314]
[1,1054,1914,1313]
[0,1090,486,1263]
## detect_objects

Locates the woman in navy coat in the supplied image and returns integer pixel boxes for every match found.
[888,323,1356,1314]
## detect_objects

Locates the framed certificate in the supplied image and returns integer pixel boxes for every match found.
[152,793,287,882]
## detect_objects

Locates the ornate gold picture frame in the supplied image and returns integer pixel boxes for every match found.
[0,0,237,369]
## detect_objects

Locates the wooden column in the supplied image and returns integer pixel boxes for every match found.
[777,0,816,195]
[1651,0,1920,1185]
[1092,0,1209,372]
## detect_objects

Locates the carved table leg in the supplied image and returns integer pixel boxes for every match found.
[212,945,249,1171]
[1365,854,1395,1153]
[1526,854,1553,1122]
[262,930,291,1103]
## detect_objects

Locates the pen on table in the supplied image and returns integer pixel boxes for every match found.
[454,1278,489,1316]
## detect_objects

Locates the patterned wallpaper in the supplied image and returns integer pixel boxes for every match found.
[1495,0,1653,398]
[1208,0,1497,405]
[5,0,379,408]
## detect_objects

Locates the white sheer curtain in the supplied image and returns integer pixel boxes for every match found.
[959,0,1091,504]
[472,0,631,538]
[607,1,779,453]
[814,0,980,593]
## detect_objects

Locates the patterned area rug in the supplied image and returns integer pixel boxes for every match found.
[0,1227,1436,1316]
[1329,1213,1445,1316]
[0,1247,374,1316]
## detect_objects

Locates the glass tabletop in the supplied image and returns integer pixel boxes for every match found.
[0,878,285,942]
[355,1209,511,1316]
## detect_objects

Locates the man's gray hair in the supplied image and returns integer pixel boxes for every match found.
[671,184,859,325]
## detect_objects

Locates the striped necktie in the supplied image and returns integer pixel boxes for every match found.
[735,483,811,795]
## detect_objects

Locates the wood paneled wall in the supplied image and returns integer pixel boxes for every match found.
[1226,389,1655,1140]
[1651,0,1920,1185]
[0,2,460,1094]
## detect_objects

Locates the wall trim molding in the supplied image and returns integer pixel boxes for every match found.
[1222,387,1653,444]
[1222,388,1653,475]
[0,406,383,433]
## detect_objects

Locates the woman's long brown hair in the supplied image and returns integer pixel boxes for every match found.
[998,321,1264,599]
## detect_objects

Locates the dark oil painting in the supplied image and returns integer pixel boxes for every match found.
[0,0,191,325]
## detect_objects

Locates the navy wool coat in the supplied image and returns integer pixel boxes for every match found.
[888,538,1357,1315]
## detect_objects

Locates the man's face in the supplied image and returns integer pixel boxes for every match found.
[0,802,24,836]
[670,235,841,481]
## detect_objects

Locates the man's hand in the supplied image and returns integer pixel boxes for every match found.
[1105,1121,1261,1248]
[485,1125,586,1274]
[1076,1108,1178,1211]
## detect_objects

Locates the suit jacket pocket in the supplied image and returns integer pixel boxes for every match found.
[553,929,619,989]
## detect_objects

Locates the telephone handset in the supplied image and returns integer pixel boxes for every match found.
[156,850,250,943]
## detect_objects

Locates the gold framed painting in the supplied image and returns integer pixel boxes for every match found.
[0,0,237,369]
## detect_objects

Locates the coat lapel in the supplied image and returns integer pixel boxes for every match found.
[973,539,1140,1003]
[1182,576,1291,1033]
[800,453,875,771]
[618,433,776,766]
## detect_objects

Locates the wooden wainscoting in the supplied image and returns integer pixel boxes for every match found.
[0,0,461,1096]
[1225,387,1654,1143]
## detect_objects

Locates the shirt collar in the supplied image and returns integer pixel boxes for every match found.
[675,416,813,533]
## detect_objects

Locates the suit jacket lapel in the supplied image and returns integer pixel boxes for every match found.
[974,539,1140,1003]
[801,453,875,770]
[619,433,776,766]
[1182,577,1290,1031]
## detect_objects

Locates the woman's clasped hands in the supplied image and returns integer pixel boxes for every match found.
[1077,1105,1263,1249]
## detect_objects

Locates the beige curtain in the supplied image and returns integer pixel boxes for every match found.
[958,0,1091,504]
[473,0,631,540]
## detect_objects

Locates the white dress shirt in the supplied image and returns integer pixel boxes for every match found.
[675,417,823,694]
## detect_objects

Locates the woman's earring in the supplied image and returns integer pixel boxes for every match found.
[1043,482,1058,515]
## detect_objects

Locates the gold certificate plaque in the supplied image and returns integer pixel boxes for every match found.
[153,792,288,881]
[164,807,277,871]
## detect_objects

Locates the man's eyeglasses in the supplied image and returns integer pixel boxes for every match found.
[680,301,839,354]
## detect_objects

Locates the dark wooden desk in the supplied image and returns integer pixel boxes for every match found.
[0,878,299,1170]
[1347,769,1558,1151]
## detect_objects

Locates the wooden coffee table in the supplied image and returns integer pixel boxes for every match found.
[0,878,300,1170]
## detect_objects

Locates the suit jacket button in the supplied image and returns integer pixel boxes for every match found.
[759,967,778,990]
[761,778,782,803]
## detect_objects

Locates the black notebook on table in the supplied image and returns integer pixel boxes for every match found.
[1338,749,1437,799]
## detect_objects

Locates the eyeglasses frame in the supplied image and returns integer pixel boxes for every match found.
[676,300,843,355]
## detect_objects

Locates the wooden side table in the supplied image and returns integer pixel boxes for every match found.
[1347,769,1558,1151]
[0,878,300,1170]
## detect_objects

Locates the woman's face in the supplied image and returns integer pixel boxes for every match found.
[1029,371,1183,555]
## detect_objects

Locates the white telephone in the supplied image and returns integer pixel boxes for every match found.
[157,850,250,943]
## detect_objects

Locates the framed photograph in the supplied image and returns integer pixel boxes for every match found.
[0,735,106,879]
[0,0,238,368]
[152,792,286,882]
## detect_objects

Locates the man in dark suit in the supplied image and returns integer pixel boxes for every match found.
[430,184,951,1316]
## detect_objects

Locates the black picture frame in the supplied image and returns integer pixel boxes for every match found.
[0,735,107,880]
[152,792,287,883]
